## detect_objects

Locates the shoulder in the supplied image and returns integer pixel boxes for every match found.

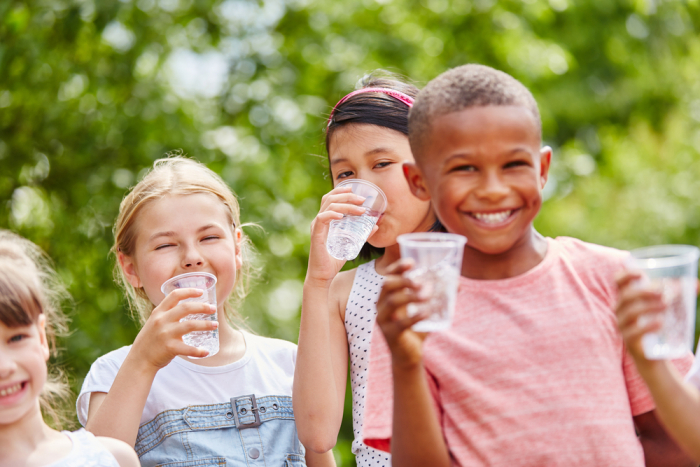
[551,237,628,300]
[95,436,140,467]
[553,236,628,269]
[246,332,297,359]
[330,267,359,319]
[91,345,132,368]
[330,268,359,298]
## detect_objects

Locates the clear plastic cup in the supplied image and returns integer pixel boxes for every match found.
[627,245,700,360]
[326,179,388,261]
[397,232,467,332]
[160,272,219,358]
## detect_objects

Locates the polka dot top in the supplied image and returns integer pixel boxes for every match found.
[345,260,391,467]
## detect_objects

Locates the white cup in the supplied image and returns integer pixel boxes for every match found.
[627,245,699,360]
[397,232,466,332]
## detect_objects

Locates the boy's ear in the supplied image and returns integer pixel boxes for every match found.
[402,162,431,201]
[539,146,552,189]
[118,252,142,288]
[234,228,243,270]
[37,314,49,361]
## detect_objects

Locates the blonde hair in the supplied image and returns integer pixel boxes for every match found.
[0,230,71,429]
[113,155,255,326]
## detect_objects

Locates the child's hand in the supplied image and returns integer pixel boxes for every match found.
[131,288,218,369]
[306,185,374,287]
[615,270,665,361]
[376,259,430,369]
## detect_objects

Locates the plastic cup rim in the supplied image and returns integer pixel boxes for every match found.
[161,271,217,294]
[397,232,467,248]
[628,244,700,270]
[336,178,388,213]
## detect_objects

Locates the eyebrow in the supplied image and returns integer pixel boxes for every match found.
[148,224,222,242]
[329,147,396,166]
[444,147,533,163]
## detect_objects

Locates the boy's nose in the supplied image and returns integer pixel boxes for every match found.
[475,173,509,200]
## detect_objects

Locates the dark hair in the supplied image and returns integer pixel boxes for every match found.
[326,72,444,260]
[409,64,541,160]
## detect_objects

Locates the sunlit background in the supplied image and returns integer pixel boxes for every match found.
[2,0,700,464]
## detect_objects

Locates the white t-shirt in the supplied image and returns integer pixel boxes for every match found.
[77,331,297,426]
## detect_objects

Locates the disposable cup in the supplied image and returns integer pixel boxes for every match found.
[627,245,700,360]
[161,272,219,358]
[326,179,388,261]
[397,232,467,332]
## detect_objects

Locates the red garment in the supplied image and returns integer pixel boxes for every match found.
[363,237,693,466]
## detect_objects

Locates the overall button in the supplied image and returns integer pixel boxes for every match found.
[248,447,260,459]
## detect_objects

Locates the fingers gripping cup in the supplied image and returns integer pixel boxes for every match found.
[628,245,700,360]
[326,179,388,261]
[398,233,467,332]
[161,272,219,358]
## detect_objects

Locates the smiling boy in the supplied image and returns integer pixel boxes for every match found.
[361,65,695,466]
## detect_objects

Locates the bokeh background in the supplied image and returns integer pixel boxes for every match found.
[2,0,700,464]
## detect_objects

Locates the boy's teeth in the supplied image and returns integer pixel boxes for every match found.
[0,383,22,397]
[473,210,512,224]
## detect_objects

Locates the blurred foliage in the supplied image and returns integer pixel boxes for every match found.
[2,0,700,464]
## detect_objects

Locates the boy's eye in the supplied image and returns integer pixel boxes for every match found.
[374,161,392,169]
[336,171,353,180]
[504,160,529,169]
[452,165,477,172]
[155,244,174,251]
[202,236,219,241]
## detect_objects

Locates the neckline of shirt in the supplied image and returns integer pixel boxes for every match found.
[458,237,558,290]
[171,330,255,374]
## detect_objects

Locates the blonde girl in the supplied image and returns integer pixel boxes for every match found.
[77,157,333,467]
[0,230,138,467]
[294,74,439,466]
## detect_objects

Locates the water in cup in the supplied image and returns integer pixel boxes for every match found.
[638,276,695,359]
[405,263,460,332]
[628,245,700,360]
[326,179,387,261]
[397,232,466,332]
[326,209,381,261]
[161,272,219,358]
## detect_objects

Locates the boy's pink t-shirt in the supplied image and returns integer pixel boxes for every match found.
[362,237,694,466]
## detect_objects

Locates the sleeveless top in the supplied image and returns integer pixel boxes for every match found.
[345,260,391,467]
[48,429,120,467]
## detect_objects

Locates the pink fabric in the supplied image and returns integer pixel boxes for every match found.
[363,237,694,467]
[327,87,414,128]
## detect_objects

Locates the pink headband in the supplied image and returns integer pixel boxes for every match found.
[327,87,414,128]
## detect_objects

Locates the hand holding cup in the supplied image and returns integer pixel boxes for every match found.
[131,288,218,369]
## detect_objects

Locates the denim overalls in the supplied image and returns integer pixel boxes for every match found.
[135,394,306,466]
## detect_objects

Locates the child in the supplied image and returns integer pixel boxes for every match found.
[615,269,700,461]
[293,74,439,466]
[0,230,138,467]
[361,65,696,467]
[76,157,334,466]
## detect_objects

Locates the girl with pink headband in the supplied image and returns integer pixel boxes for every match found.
[294,73,441,466]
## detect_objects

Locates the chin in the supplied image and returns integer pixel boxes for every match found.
[467,239,519,256]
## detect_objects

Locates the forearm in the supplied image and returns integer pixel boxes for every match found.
[86,353,158,446]
[293,283,346,452]
[636,360,700,464]
[391,362,450,467]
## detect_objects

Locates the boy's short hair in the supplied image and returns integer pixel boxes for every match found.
[408,64,541,158]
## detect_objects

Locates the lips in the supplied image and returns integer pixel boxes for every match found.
[0,381,27,405]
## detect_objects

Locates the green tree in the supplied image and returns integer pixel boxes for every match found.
[2,0,700,464]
